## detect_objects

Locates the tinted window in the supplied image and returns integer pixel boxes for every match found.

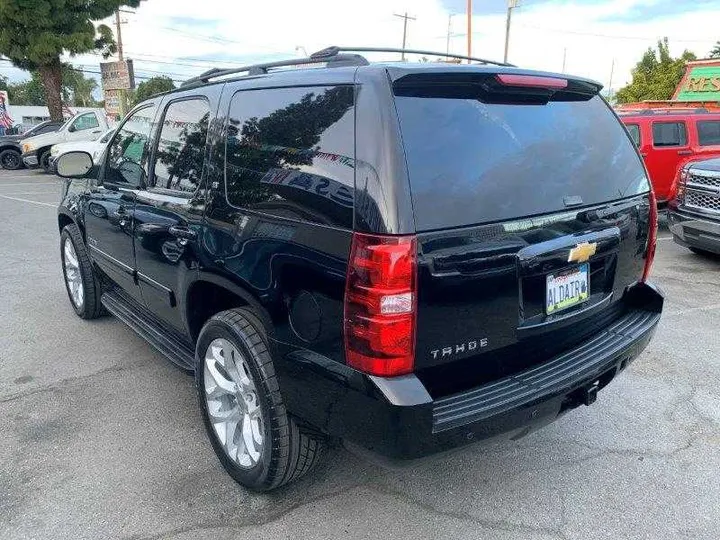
[152,99,210,194]
[626,123,641,146]
[35,123,59,135]
[394,93,649,231]
[225,85,355,228]
[103,106,156,187]
[652,122,687,147]
[99,129,115,144]
[71,113,100,131]
[697,120,720,146]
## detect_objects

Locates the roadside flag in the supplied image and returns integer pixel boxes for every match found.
[0,91,13,129]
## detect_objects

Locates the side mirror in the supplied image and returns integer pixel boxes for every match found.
[67,124,76,133]
[56,151,94,178]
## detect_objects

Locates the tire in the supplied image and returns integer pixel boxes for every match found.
[40,150,51,173]
[0,148,22,170]
[196,308,324,491]
[60,224,103,319]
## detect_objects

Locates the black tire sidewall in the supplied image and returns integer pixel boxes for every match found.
[60,226,98,318]
[195,315,277,490]
[0,149,22,170]
[40,150,51,173]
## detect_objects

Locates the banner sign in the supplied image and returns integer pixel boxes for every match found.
[0,90,13,129]
[674,64,720,101]
[100,60,136,90]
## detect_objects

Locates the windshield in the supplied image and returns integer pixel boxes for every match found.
[394,92,650,231]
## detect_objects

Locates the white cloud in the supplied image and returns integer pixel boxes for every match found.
[3,0,718,96]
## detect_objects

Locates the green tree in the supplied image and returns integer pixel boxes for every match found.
[62,66,99,107]
[131,76,176,106]
[710,41,720,59]
[0,0,141,121]
[615,38,697,104]
[8,72,46,105]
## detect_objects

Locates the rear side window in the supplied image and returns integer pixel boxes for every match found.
[626,123,641,146]
[36,123,58,135]
[394,91,649,231]
[652,122,687,147]
[697,120,720,146]
[152,99,210,194]
[225,85,355,228]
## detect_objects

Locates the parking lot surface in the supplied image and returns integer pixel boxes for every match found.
[1,168,719,540]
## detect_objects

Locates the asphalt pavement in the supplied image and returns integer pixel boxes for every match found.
[1,168,719,540]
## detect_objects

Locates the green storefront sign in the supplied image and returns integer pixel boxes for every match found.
[675,65,720,101]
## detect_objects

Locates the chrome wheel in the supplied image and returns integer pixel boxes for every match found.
[204,338,264,469]
[63,240,84,309]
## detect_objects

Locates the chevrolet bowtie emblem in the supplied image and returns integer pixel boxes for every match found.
[568,242,597,263]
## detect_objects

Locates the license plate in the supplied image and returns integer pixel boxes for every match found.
[545,263,589,315]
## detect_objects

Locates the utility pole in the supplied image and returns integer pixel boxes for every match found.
[394,12,416,61]
[446,14,453,58]
[504,0,519,64]
[562,47,567,73]
[608,58,615,102]
[115,10,124,61]
[466,0,472,63]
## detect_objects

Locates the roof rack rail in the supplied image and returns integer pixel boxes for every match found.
[310,45,513,67]
[181,53,369,87]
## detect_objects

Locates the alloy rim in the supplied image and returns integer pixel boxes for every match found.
[63,240,84,309]
[204,338,264,469]
[1,153,19,169]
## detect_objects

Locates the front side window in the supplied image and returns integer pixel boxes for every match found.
[697,120,720,146]
[225,85,355,228]
[626,123,641,146]
[71,113,100,132]
[652,122,687,147]
[152,99,210,194]
[103,105,156,187]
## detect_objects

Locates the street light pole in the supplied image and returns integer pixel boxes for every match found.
[503,0,518,64]
[467,0,472,63]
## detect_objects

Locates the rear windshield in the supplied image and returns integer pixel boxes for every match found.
[394,91,649,231]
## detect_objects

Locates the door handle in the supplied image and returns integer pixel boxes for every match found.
[168,225,197,243]
[677,150,692,156]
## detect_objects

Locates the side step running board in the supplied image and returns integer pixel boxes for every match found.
[101,291,195,371]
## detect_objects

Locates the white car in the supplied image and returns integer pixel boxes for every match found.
[49,128,116,170]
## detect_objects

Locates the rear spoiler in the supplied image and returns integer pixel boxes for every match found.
[391,70,602,104]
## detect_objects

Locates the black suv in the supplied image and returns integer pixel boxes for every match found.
[0,120,62,170]
[669,158,720,255]
[56,47,664,491]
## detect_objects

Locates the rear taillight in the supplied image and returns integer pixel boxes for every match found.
[344,233,417,377]
[642,189,657,282]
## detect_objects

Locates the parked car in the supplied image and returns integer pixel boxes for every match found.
[21,110,110,172]
[618,108,720,204]
[55,47,663,491]
[49,127,116,171]
[0,120,63,170]
[668,157,720,256]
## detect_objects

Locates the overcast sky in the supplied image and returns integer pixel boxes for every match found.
[1,0,718,95]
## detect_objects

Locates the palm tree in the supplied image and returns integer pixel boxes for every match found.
[710,41,720,59]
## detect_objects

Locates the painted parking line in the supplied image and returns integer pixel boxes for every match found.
[0,194,55,207]
[0,191,60,196]
[0,182,58,187]
[657,236,673,241]
[666,303,720,318]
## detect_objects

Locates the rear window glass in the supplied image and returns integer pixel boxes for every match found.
[697,121,720,146]
[394,92,649,231]
[652,122,687,147]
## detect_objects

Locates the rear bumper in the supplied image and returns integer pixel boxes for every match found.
[668,207,720,254]
[276,282,664,460]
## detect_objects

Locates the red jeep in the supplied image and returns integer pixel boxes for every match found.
[618,109,720,204]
